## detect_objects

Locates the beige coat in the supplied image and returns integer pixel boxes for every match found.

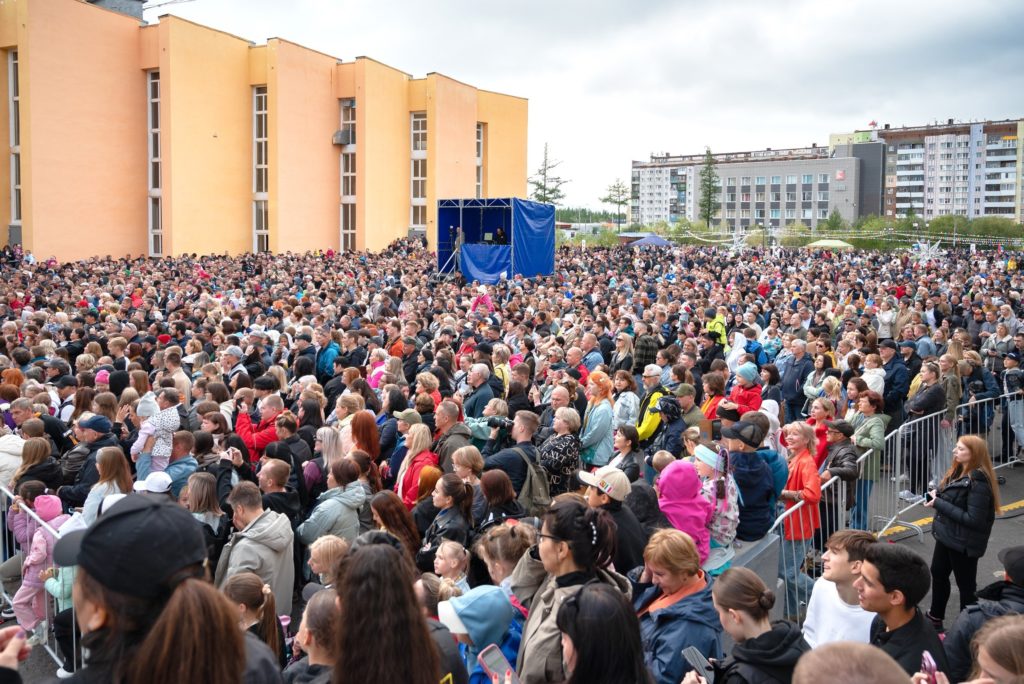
[510,552,631,684]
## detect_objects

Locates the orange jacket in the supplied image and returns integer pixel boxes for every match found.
[783,449,821,541]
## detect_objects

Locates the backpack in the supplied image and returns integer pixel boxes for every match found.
[511,447,551,517]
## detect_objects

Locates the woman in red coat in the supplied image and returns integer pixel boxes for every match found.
[778,421,822,620]
[395,424,438,510]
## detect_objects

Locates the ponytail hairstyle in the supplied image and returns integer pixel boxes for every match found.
[712,566,776,623]
[437,472,474,526]
[77,564,245,684]
[713,444,731,507]
[222,572,281,659]
[348,449,383,493]
[542,499,617,572]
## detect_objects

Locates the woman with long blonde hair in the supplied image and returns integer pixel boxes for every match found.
[394,424,438,510]
[922,434,999,633]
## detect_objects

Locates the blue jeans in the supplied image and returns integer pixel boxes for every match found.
[849,479,875,531]
[778,537,815,617]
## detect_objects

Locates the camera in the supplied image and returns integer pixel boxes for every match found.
[487,417,514,430]
[968,380,985,394]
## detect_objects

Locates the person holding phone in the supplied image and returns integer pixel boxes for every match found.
[923,435,999,634]
[682,567,809,684]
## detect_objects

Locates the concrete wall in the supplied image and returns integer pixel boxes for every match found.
[19,0,148,259]
[161,16,252,256]
[268,39,340,253]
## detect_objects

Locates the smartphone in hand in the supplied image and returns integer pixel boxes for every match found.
[682,646,716,684]
[477,644,521,684]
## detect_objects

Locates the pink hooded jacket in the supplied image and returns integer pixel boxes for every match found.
[21,495,69,588]
[657,460,713,563]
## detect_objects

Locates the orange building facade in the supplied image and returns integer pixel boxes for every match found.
[0,0,528,260]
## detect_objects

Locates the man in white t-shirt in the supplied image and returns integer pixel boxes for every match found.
[803,529,876,648]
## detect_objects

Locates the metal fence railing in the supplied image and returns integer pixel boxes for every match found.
[0,484,79,672]
[870,391,1022,539]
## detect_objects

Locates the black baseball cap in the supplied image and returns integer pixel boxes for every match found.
[54,496,207,599]
[999,546,1024,586]
[721,420,764,448]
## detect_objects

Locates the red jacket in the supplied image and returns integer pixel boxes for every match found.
[728,384,762,416]
[805,418,830,469]
[783,449,822,541]
[235,410,279,462]
[397,450,439,510]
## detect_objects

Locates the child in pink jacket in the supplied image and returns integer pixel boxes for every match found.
[13,494,69,635]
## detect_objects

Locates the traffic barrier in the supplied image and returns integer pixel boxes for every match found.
[0,484,79,673]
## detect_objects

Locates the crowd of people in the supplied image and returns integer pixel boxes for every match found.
[0,238,1016,683]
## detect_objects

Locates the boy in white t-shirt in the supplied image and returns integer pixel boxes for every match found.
[803,529,876,648]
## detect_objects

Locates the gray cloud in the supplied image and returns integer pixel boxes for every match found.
[146,0,1024,207]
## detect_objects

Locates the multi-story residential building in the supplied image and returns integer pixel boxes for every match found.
[631,144,883,231]
[834,118,1023,221]
[0,0,527,260]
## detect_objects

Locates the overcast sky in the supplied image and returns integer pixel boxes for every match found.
[144,0,1024,207]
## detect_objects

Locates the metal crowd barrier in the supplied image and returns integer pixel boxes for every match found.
[870,391,1022,539]
[0,484,78,672]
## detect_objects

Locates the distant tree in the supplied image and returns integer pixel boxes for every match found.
[823,209,846,232]
[529,143,567,206]
[698,148,720,230]
[555,207,615,223]
[600,179,630,232]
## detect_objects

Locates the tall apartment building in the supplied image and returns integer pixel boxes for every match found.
[832,118,1023,221]
[631,144,883,230]
[0,0,527,260]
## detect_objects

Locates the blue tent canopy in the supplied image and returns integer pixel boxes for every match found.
[437,198,555,284]
[630,234,671,247]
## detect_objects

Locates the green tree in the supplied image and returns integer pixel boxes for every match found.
[780,221,812,247]
[600,179,630,232]
[823,209,847,233]
[698,147,719,229]
[528,143,568,206]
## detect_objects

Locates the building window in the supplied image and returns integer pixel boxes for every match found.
[740,176,751,186]
[726,177,736,187]
[802,174,813,184]
[755,192,765,202]
[802,190,812,201]
[818,191,829,202]
[785,208,796,219]
[755,176,766,185]
[146,71,162,255]
[802,208,812,219]
[253,200,269,253]
[770,192,780,202]
[411,112,427,154]
[252,85,269,252]
[819,207,828,219]
[786,191,796,202]
[410,158,426,228]
[787,175,797,184]
[771,175,781,184]
[475,122,485,199]
[8,51,19,228]
[770,208,781,219]
[338,98,357,252]
[818,173,828,184]
[340,203,355,253]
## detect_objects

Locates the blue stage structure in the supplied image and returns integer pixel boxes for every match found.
[436,198,555,284]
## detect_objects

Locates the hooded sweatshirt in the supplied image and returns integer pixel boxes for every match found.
[22,494,70,588]
[215,509,296,614]
[449,585,521,684]
[658,460,712,563]
[297,482,367,545]
[717,620,810,684]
